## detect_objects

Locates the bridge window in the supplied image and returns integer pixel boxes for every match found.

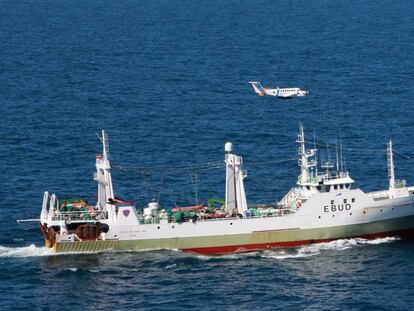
[325,185,331,192]
[334,185,338,190]
[331,200,334,204]
[306,186,311,190]
[340,184,344,189]
[344,199,347,203]
[352,198,355,203]
[316,185,321,191]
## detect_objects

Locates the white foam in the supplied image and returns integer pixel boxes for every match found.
[195,250,259,261]
[262,237,400,260]
[262,250,314,260]
[195,237,400,260]
[164,264,177,269]
[262,246,323,260]
[364,237,399,245]
[0,244,54,258]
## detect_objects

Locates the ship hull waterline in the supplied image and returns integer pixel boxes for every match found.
[51,215,414,255]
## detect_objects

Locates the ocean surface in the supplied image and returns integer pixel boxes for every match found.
[1,0,414,310]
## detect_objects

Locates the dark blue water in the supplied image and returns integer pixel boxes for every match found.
[1,0,414,309]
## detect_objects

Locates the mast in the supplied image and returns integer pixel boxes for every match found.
[387,140,395,191]
[95,130,116,223]
[313,130,318,176]
[321,136,334,174]
[297,124,317,185]
[340,134,344,172]
[336,143,339,172]
[297,124,308,183]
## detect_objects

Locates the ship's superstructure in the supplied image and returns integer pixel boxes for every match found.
[224,142,248,215]
[39,127,414,254]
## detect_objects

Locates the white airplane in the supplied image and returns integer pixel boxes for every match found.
[249,81,309,99]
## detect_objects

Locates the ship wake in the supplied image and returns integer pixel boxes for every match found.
[0,244,54,258]
[262,237,400,260]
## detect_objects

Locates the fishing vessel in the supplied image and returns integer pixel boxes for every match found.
[39,127,414,254]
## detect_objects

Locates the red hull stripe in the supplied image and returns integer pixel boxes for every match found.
[181,228,414,255]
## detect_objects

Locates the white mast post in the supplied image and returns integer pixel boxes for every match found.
[95,130,116,224]
[297,124,309,184]
[224,142,247,215]
[387,140,395,192]
[40,191,50,225]
[297,124,318,186]
[225,142,236,214]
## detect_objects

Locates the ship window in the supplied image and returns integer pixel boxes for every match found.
[352,198,355,203]
[331,200,334,204]
[334,185,338,190]
[317,185,321,191]
[340,184,344,189]
[306,186,311,190]
[325,186,331,192]
[344,199,347,203]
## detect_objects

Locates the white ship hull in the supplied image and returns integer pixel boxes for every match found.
[47,193,414,255]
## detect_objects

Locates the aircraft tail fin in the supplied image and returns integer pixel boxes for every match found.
[249,81,266,96]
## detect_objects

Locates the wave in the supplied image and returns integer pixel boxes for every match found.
[262,237,400,260]
[164,263,177,269]
[0,237,400,259]
[195,237,400,261]
[0,244,54,258]
[196,251,261,261]
[63,267,78,272]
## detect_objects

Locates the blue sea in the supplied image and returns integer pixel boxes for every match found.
[1,0,414,310]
